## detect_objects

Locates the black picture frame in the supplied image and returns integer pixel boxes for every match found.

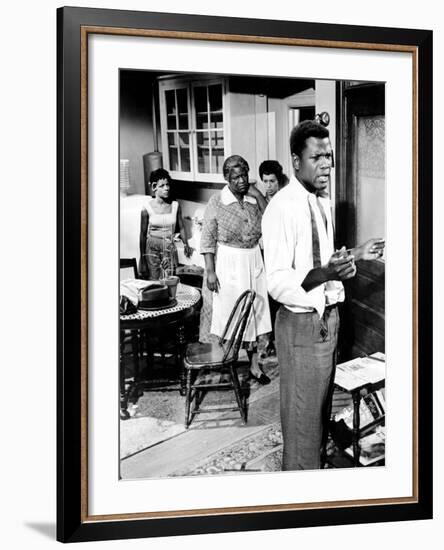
[57,6,433,543]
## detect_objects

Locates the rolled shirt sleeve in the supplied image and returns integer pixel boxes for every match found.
[200,195,218,255]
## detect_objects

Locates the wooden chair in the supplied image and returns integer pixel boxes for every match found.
[120,257,139,279]
[176,271,203,343]
[119,258,140,419]
[177,271,203,289]
[183,289,256,429]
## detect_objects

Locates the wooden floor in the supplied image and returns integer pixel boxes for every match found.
[120,384,281,479]
[119,347,377,479]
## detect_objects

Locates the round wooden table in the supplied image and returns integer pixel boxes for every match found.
[120,283,201,419]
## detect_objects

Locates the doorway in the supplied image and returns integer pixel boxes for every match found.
[336,82,385,360]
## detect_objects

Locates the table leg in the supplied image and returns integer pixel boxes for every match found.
[184,369,192,428]
[177,324,186,396]
[120,332,130,420]
[128,330,141,404]
[352,390,361,466]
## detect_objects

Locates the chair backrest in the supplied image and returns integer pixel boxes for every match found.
[120,258,139,279]
[177,272,203,289]
[219,290,256,362]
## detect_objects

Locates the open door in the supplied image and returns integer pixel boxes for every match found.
[336,82,385,359]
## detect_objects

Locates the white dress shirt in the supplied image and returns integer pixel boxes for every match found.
[262,175,344,317]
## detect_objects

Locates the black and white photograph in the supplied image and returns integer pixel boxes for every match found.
[53,4,433,543]
[118,70,386,479]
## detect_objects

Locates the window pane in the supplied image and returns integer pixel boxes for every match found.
[212,149,224,174]
[196,113,208,130]
[167,114,177,130]
[210,112,223,129]
[178,133,190,172]
[210,131,224,149]
[177,88,188,115]
[210,131,224,174]
[180,147,191,172]
[209,84,222,112]
[194,86,207,115]
[169,147,179,171]
[196,131,209,147]
[167,132,176,146]
[178,132,189,148]
[196,132,210,173]
[179,115,188,130]
[165,90,176,115]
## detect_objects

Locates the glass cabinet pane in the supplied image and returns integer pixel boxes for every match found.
[210,112,223,129]
[167,115,177,130]
[178,133,189,148]
[211,131,224,173]
[209,84,222,112]
[169,147,179,171]
[168,130,178,170]
[179,132,191,172]
[177,88,189,130]
[196,114,208,130]
[177,88,188,114]
[167,132,176,146]
[212,149,224,173]
[211,131,224,148]
[165,90,176,115]
[196,132,210,173]
[194,86,207,115]
[179,115,188,130]
[209,85,223,129]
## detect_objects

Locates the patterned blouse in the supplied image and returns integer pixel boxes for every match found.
[200,185,263,254]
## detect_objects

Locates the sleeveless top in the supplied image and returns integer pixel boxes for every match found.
[145,198,178,238]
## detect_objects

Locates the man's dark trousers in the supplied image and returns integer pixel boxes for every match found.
[275,305,339,470]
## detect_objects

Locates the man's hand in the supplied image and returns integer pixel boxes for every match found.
[206,270,220,293]
[354,238,385,261]
[325,247,357,281]
[302,247,356,291]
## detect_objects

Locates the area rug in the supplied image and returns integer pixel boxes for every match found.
[120,352,280,459]
[170,422,283,476]
[171,390,385,476]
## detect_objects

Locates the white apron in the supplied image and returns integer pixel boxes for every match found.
[211,243,271,341]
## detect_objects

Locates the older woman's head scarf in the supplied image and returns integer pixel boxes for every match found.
[222,155,250,181]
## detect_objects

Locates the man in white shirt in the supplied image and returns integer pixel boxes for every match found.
[262,120,384,470]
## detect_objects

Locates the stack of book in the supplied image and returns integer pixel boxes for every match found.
[334,352,385,391]
[335,388,386,431]
[344,427,386,466]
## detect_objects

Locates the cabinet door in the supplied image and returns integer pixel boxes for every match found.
[192,80,226,179]
[159,82,193,180]
[159,78,228,183]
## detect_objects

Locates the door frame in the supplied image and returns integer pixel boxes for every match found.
[335,82,385,248]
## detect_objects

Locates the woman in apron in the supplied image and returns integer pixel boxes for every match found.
[199,155,272,384]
